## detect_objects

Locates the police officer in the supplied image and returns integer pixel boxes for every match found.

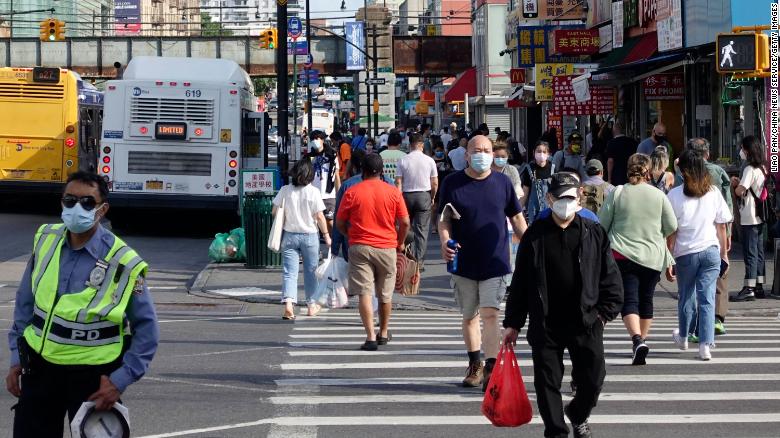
[6,171,159,437]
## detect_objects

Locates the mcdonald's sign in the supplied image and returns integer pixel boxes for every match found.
[510,68,526,84]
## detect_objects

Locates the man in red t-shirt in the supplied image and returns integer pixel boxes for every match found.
[336,153,410,351]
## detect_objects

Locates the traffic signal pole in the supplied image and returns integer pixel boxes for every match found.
[276,1,289,182]
[305,0,313,137]
[372,24,379,138]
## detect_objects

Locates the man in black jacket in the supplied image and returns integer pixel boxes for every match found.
[502,172,623,438]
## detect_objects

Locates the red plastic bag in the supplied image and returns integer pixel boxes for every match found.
[481,344,533,427]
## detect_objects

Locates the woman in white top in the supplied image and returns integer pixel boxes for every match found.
[666,150,732,360]
[730,135,769,301]
[272,159,331,320]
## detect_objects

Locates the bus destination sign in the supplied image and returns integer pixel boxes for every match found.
[32,67,60,83]
[155,122,187,140]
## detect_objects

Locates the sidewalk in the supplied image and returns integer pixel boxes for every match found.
[189,238,780,317]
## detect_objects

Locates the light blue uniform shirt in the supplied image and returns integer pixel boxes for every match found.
[7,224,159,393]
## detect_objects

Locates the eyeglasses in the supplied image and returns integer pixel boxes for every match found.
[61,194,101,211]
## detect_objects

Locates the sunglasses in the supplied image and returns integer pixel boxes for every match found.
[61,194,102,211]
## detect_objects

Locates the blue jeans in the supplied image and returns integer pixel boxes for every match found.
[741,224,766,286]
[281,231,320,304]
[675,246,720,345]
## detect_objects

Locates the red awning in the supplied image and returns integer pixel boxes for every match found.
[444,67,477,102]
[622,32,658,64]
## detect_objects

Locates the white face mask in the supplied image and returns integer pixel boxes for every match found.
[552,197,578,220]
[739,149,747,161]
[535,152,548,164]
[309,139,323,152]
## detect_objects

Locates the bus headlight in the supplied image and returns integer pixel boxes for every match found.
[101,166,111,174]
[228,160,237,168]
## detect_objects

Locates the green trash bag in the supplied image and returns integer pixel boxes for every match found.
[209,232,237,263]
[228,228,246,262]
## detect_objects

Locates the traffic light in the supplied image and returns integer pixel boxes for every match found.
[39,19,65,42]
[259,28,278,50]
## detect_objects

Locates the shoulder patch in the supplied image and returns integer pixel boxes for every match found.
[133,276,145,295]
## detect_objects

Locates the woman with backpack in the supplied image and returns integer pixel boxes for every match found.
[730,136,769,301]
[308,130,341,232]
[519,140,555,224]
[599,154,678,365]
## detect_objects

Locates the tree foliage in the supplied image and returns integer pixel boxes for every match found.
[200,13,233,37]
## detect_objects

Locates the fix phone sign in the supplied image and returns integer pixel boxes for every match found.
[523,0,538,18]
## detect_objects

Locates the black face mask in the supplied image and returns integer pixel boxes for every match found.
[654,135,667,144]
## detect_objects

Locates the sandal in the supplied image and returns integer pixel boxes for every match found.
[307,303,322,317]
[282,312,296,320]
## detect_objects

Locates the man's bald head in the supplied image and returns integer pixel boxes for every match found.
[467,135,493,154]
[653,122,667,136]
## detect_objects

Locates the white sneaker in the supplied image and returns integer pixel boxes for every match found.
[672,329,688,351]
[699,344,711,361]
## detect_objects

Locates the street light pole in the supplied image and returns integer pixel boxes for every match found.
[276,1,289,183]
[363,0,371,137]
[305,0,313,136]
[372,24,379,137]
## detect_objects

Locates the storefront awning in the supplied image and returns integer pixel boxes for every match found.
[592,33,661,74]
[592,52,689,76]
[444,67,477,102]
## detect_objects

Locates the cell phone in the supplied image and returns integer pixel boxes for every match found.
[720,259,729,278]
[523,0,539,18]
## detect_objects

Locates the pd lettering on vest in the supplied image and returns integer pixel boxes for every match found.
[72,329,101,341]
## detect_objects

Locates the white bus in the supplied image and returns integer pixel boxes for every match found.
[297,109,335,135]
[99,56,265,211]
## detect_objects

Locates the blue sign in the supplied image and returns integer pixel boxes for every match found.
[288,17,302,38]
[304,53,313,68]
[345,21,366,71]
[516,25,584,68]
[287,40,309,55]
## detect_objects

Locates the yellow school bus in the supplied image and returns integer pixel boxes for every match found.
[0,67,103,193]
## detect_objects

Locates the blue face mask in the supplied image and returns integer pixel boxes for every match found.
[61,203,101,234]
[435,151,444,158]
[494,157,508,167]
[469,152,493,173]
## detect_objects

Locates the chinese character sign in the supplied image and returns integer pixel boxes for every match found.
[552,76,616,115]
[517,26,552,67]
[345,22,366,71]
[553,29,600,55]
[535,63,573,101]
[642,73,685,100]
[536,0,587,20]
[242,171,276,195]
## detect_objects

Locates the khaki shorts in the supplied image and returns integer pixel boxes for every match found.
[451,274,508,319]
[348,245,397,303]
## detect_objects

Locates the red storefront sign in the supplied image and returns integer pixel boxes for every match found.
[552,76,616,115]
[546,111,563,147]
[642,73,685,100]
[510,68,526,84]
[552,29,600,55]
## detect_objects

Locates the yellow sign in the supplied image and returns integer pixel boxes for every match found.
[373,99,380,114]
[277,0,287,5]
[220,129,232,143]
[535,63,573,101]
[415,101,429,115]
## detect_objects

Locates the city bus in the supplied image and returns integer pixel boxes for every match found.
[0,67,104,193]
[99,56,265,211]
[297,109,335,135]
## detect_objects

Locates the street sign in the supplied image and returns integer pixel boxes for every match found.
[304,53,313,68]
[295,54,309,64]
[716,33,769,74]
[287,40,308,55]
[288,17,302,39]
[378,66,393,73]
[365,78,386,86]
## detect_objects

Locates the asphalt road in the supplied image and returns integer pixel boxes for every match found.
[2,198,780,437]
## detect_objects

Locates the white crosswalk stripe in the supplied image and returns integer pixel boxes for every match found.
[271,311,780,436]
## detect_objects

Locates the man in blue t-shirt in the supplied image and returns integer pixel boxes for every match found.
[437,135,528,392]
[351,127,368,151]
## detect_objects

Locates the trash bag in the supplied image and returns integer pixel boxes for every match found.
[208,233,235,263]
[229,228,246,262]
[481,344,533,427]
[315,252,333,279]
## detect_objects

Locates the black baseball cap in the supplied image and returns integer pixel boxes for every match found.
[568,131,583,142]
[549,172,581,198]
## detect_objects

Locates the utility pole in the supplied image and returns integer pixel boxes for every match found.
[276,1,289,182]
[305,0,313,136]
[363,0,371,137]
[372,24,379,138]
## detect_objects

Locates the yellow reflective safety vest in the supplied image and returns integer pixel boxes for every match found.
[22,223,148,365]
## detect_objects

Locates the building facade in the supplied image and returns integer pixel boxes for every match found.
[0,0,114,38]
[199,0,301,36]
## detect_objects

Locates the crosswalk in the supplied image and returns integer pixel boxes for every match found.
[270,311,780,437]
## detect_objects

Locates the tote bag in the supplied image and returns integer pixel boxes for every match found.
[267,197,285,253]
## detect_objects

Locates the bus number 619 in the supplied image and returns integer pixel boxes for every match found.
[185,89,202,98]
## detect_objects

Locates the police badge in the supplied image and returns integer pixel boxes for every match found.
[86,260,109,288]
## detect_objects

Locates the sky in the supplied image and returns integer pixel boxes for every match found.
[310,0,369,21]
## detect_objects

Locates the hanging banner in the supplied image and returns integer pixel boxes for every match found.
[572,74,591,103]
[552,75,616,115]
[642,73,685,100]
[599,24,613,53]
[535,63,573,101]
[345,21,366,71]
[115,0,141,36]
[657,0,683,51]
[546,111,564,148]
[612,1,624,49]
[553,29,600,55]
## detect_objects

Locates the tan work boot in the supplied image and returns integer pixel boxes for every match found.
[462,361,484,388]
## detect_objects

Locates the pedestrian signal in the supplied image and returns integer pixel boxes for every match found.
[716,33,769,74]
